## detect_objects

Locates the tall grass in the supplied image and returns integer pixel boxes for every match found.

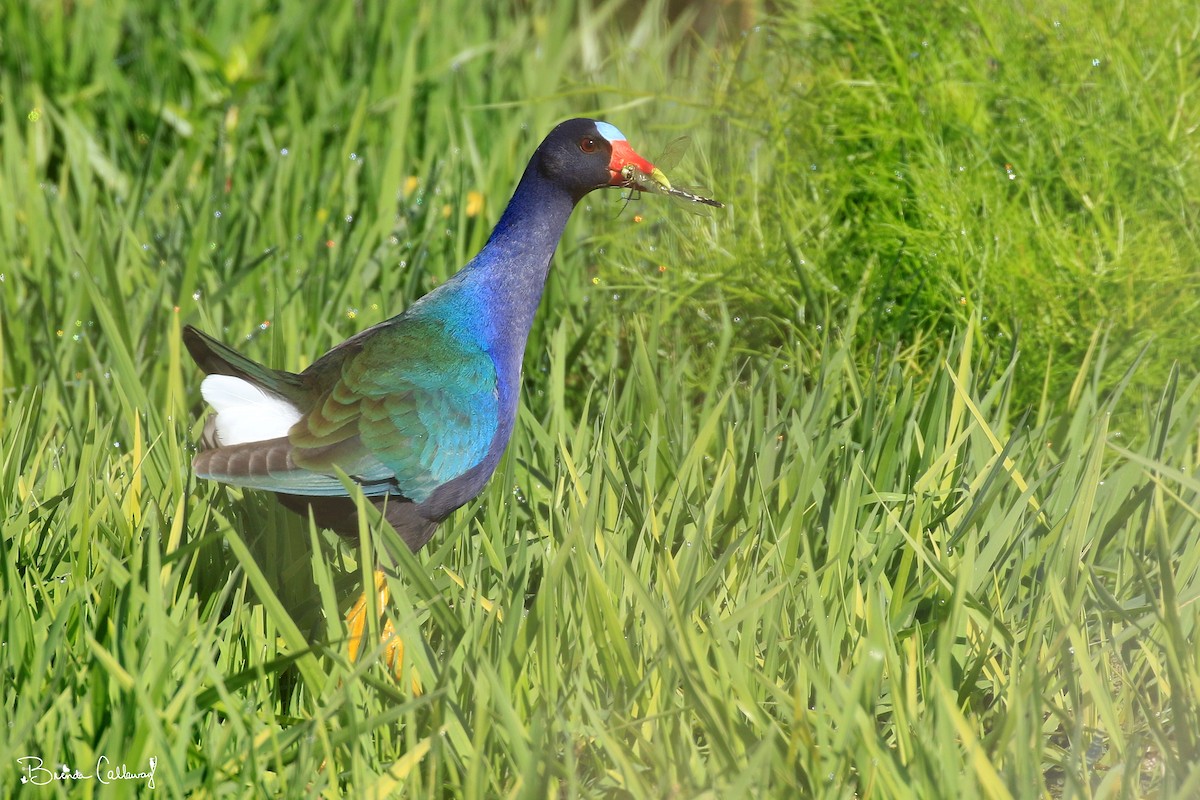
[2,0,1199,797]
[714,0,1200,410]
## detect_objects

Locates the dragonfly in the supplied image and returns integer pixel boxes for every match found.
[619,136,725,213]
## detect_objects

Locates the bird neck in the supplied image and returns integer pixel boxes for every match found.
[461,161,579,366]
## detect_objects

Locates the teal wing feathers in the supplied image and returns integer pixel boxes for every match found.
[284,319,500,503]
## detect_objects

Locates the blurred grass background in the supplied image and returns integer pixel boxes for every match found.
[2,0,1199,796]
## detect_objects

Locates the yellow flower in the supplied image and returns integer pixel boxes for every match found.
[466,190,484,218]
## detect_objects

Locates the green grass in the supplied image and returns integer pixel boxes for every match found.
[3,0,1200,796]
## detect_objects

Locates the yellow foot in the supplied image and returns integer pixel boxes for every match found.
[345,569,418,691]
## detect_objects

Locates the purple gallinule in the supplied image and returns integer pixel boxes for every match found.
[184,118,707,676]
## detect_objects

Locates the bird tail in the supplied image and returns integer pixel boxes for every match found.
[182,325,306,403]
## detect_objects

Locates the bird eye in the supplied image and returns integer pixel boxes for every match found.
[579,136,598,153]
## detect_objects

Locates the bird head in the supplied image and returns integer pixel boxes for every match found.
[536,118,672,201]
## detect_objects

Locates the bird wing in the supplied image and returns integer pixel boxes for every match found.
[195,319,500,504]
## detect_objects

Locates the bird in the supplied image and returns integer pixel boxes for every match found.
[184,118,687,676]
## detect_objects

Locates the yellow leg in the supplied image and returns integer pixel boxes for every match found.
[345,568,405,679]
